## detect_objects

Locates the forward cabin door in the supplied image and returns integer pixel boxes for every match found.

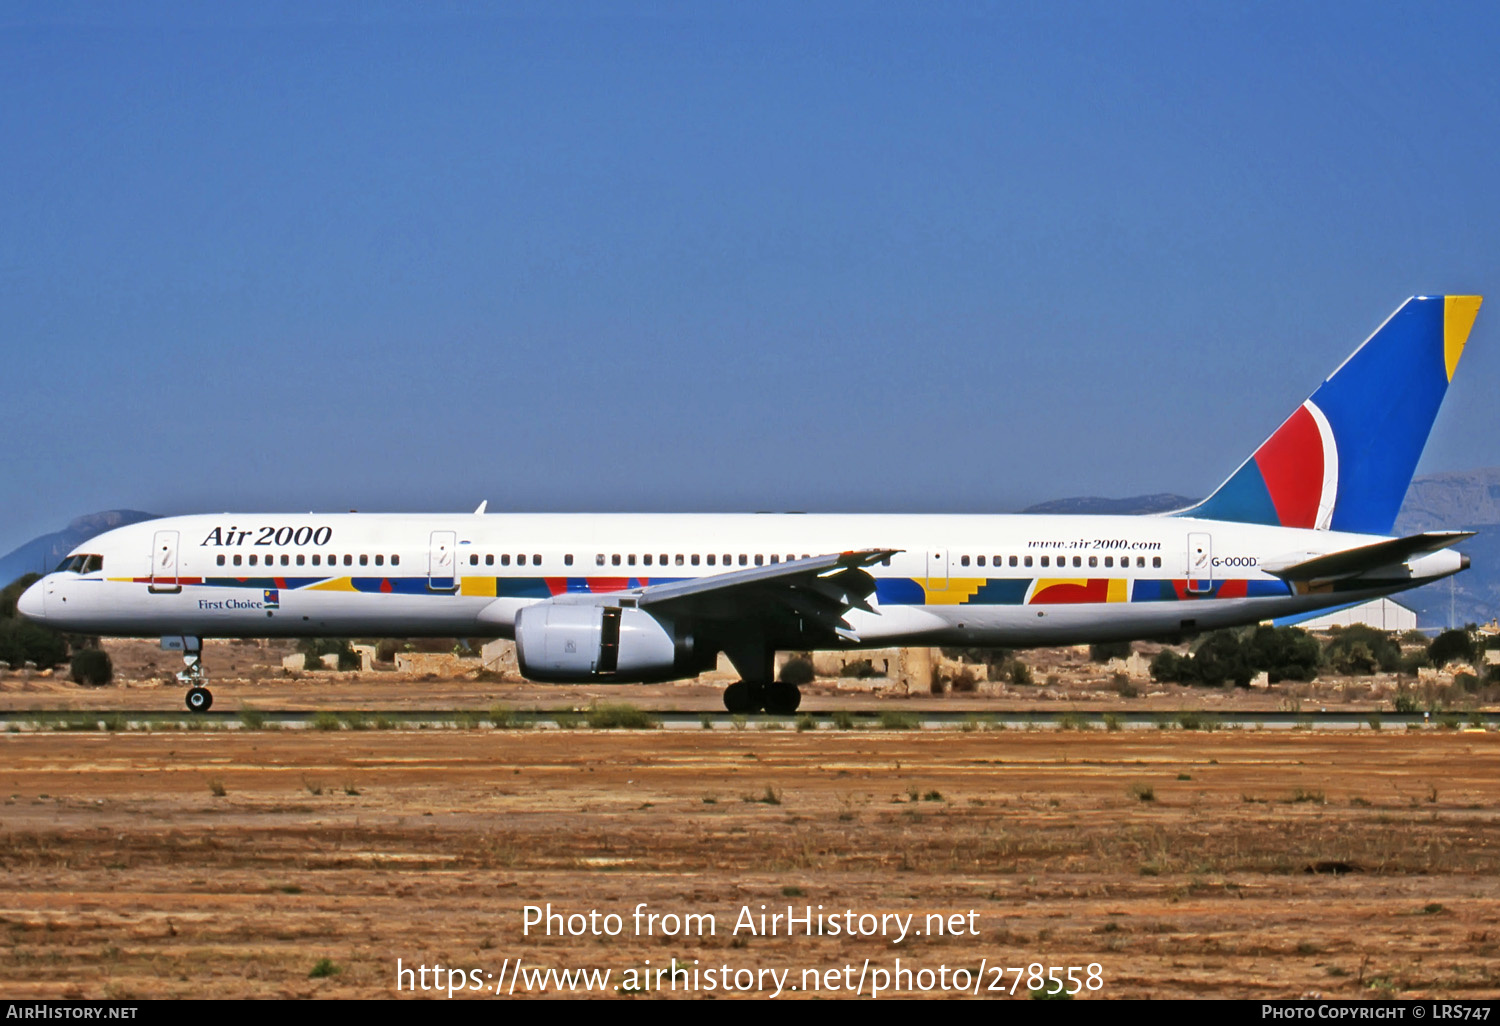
[428,531,458,591]
[149,530,181,594]
[1187,532,1213,593]
[927,548,948,589]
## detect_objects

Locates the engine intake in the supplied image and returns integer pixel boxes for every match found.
[514,604,697,683]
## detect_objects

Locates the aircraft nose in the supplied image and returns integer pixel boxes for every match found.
[16,579,46,621]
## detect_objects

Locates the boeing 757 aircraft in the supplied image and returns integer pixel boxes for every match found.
[17,296,1483,713]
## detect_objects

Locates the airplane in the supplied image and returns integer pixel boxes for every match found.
[16,295,1483,714]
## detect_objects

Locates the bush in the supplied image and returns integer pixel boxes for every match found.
[1089,641,1132,663]
[0,617,69,670]
[839,659,878,679]
[780,655,815,686]
[1007,660,1033,686]
[1150,649,1189,683]
[297,638,360,671]
[1323,625,1400,675]
[1429,629,1476,669]
[69,648,113,686]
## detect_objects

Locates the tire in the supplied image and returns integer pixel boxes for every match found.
[723,681,754,713]
[186,687,213,713]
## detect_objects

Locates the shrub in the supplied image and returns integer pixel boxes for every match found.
[1007,660,1033,686]
[780,655,815,686]
[839,659,878,679]
[1089,641,1132,663]
[586,703,658,729]
[1323,624,1400,675]
[1429,629,1475,668]
[69,648,113,686]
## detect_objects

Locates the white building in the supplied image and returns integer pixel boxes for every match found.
[1288,597,1417,633]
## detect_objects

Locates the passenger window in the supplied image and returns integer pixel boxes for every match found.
[565,554,574,566]
[754,554,764,566]
[360,554,368,566]
[660,554,667,565]
[469,554,479,566]
[1089,556,1097,568]
[597,554,606,566]
[691,555,700,566]
[612,554,621,566]
[770,554,779,564]
[392,555,399,566]
[234,554,243,566]
[1073,556,1082,568]
[249,554,258,566]
[676,554,685,566]
[533,555,541,566]
[643,554,653,566]
[1040,556,1048,567]
[217,554,225,567]
[344,555,353,566]
[312,555,321,566]
[1152,556,1162,568]
[1009,556,1018,567]
[376,555,384,566]
[960,555,970,567]
[1023,556,1032,567]
[628,554,637,566]
[296,554,305,566]
[486,554,494,566]
[724,555,732,566]
[282,555,290,566]
[502,554,511,566]
[1104,556,1113,568]
[977,555,986,567]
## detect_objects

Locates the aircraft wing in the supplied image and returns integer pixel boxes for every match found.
[561,549,900,642]
[1260,531,1474,582]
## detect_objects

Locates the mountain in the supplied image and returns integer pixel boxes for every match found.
[0,511,160,587]
[1020,494,1193,516]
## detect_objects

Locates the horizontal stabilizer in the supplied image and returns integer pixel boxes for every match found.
[1261,531,1474,581]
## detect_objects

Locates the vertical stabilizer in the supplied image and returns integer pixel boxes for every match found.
[1180,295,1481,535]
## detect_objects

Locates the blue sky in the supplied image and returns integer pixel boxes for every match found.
[3,1,1498,553]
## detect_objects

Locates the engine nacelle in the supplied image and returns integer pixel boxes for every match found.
[514,603,697,683]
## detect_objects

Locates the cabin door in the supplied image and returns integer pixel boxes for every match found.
[1187,533,1213,593]
[149,530,181,594]
[428,531,458,591]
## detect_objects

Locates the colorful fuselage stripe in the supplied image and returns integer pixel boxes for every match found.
[120,575,1297,605]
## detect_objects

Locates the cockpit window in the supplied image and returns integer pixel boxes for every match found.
[54,554,104,574]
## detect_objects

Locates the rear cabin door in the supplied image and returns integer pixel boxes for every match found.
[428,531,458,591]
[149,530,181,594]
[927,548,948,589]
[1187,532,1213,593]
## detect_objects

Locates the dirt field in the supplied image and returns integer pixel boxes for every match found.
[1,726,1496,1000]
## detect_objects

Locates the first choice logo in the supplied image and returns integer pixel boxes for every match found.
[201,526,334,547]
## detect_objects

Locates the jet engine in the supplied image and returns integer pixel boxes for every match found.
[514,603,700,682]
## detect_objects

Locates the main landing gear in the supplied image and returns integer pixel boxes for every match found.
[164,636,213,713]
[722,679,801,715]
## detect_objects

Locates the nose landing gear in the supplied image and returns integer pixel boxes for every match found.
[163,636,213,713]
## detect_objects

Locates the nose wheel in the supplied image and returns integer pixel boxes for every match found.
[170,639,212,713]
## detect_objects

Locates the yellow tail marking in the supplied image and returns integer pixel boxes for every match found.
[1444,295,1482,382]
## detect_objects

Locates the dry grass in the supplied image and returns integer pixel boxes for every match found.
[0,730,1495,999]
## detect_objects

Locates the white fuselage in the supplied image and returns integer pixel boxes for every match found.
[18,511,1463,650]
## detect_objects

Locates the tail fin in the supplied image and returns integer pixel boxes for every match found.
[1181,295,1481,535]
